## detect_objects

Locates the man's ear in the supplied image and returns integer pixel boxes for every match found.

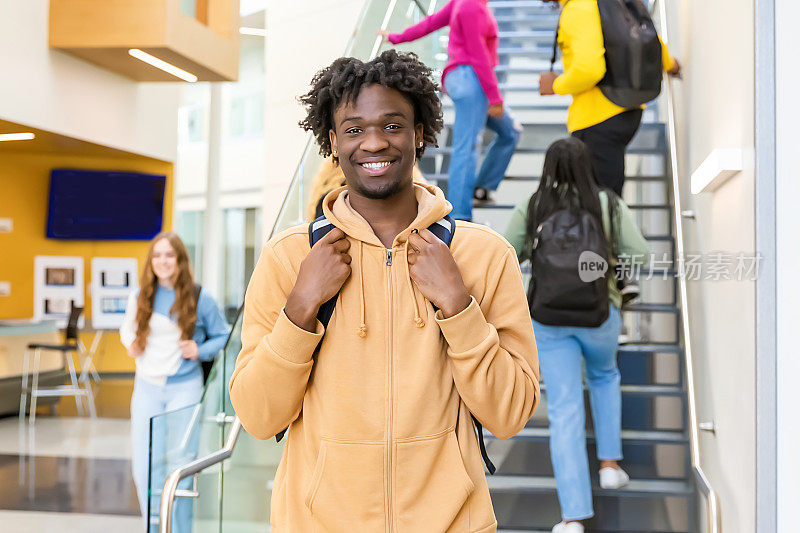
[414,123,424,150]
[329,129,338,159]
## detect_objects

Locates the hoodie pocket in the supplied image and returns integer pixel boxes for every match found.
[395,427,475,532]
[304,438,385,532]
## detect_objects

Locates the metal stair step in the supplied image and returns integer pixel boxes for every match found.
[472,202,671,211]
[628,203,673,210]
[639,267,679,277]
[487,427,689,445]
[495,15,559,25]
[423,173,667,183]
[539,382,685,397]
[499,83,542,92]
[617,343,682,355]
[425,144,665,157]
[495,65,549,74]
[623,303,680,314]
[442,102,570,111]
[497,46,553,57]
[498,30,554,39]
[487,475,693,497]
[644,234,675,242]
[489,0,555,11]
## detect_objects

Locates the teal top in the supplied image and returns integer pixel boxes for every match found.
[503,190,650,309]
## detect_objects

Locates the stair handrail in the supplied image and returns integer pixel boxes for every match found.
[654,1,721,531]
[158,2,437,532]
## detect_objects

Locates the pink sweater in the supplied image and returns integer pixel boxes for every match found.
[388,0,502,105]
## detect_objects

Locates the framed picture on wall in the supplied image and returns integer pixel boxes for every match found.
[45,267,76,286]
[91,257,138,329]
[34,256,84,328]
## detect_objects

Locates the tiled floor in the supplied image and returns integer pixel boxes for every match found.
[0,452,139,515]
[0,510,142,533]
[0,417,131,460]
[0,377,143,530]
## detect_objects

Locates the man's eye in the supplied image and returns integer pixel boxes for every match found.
[386,124,401,130]
[346,128,362,134]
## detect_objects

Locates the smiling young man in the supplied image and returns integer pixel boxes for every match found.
[229,50,539,532]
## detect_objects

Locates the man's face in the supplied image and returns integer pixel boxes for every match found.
[329,84,423,200]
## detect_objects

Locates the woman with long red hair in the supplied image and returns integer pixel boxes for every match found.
[120,231,229,527]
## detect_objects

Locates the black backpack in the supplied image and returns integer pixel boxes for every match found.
[552,0,663,108]
[274,214,498,475]
[528,194,612,327]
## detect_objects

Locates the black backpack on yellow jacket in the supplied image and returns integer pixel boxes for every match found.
[552,0,663,108]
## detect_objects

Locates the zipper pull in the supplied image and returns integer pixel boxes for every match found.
[386,249,393,266]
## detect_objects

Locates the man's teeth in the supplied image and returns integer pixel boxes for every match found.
[362,162,390,170]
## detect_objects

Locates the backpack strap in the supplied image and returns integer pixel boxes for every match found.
[308,215,339,328]
[550,0,572,71]
[279,214,497,476]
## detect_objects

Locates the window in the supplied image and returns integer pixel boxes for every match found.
[227,92,264,139]
[176,210,204,280]
[221,207,261,322]
[179,105,206,144]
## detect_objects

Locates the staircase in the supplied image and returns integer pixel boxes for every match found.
[418,1,697,531]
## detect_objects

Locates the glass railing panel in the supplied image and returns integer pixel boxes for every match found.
[147,306,240,531]
[147,400,224,533]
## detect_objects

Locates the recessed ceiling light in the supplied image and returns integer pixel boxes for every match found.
[0,133,35,142]
[239,27,266,37]
[128,49,198,83]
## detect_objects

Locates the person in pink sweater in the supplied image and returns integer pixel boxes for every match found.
[380,0,520,221]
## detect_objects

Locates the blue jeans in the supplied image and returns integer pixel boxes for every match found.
[533,305,623,521]
[131,374,203,532]
[444,64,520,221]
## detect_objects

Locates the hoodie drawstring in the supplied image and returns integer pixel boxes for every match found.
[404,238,426,329]
[358,241,367,338]
[354,237,427,338]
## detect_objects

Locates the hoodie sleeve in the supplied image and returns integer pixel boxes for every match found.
[228,242,324,440]
[435,247,540,439]
[196,291,231,362]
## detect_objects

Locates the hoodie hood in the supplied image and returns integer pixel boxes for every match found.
[319,183,453,337]
[321,183,452,248]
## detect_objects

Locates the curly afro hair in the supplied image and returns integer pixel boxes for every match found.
[299,50,443,162]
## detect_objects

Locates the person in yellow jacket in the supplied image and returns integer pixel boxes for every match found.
[539,0,681,195]
[229,50,540,532]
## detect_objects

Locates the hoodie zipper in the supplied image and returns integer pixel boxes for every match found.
[385,247,394,533]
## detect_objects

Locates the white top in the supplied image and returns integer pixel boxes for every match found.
[119,292,184,386]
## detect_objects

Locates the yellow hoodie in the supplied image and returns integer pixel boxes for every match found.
[554,0,675,132]
[230,184,540,532]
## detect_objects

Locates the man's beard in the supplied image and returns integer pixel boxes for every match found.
[348,175,406,200]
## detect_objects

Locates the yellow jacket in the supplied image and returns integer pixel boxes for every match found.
[554,0,674,132]
[230,183,540,532]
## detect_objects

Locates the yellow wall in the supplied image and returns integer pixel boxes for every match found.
[0,152,174,373]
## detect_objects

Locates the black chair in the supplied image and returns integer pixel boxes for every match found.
[19,301,96,422]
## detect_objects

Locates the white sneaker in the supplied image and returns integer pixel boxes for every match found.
[552,521,585,533]
[599,466,630,489]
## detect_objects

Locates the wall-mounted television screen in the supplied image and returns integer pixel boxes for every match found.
[46,169,166,240]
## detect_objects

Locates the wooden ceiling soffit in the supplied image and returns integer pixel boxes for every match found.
[49,0,240,82]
